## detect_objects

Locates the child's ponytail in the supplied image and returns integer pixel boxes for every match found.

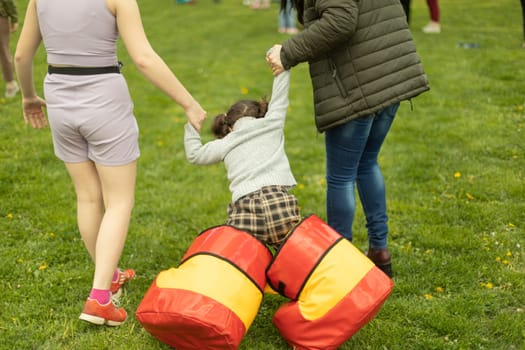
[212,113,230,139]
[211,98,270,139]
[256,99,269,118]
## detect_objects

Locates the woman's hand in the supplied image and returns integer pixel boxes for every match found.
[184,100,207,132]
[266,45,285,76]
[22,96,47,129]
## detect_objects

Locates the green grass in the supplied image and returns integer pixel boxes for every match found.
[1,0,524,349]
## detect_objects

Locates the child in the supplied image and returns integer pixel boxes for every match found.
[184,70,299,249]
[181,71,394,350]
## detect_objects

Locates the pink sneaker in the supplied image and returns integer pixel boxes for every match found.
[79,299,127,326]
[110,269,135,299]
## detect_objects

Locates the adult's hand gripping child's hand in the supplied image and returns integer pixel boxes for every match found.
[266,45,285,77]
[184,100,207,132]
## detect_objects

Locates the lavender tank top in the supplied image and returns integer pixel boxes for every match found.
[37,0,118,67]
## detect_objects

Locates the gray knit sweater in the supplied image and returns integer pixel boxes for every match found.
[184,71,296,202]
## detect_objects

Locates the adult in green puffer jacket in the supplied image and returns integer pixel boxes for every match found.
[266,0,429,278]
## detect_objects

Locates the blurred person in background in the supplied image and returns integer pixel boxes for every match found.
[521,0,525,47]
[250,0,270,10]
[0,0,19,98]
[279,0,298,34]
[422,0,441,33]
[398,0,441,34]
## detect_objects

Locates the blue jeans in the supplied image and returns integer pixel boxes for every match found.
[325,103,399,249]
[279,0,296,29]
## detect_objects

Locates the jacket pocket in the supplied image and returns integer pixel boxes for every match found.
[329,59,348,98]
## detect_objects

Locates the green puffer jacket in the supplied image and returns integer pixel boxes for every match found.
[281,0,429,132]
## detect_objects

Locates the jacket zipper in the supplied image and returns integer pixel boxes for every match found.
[330,60,348,98]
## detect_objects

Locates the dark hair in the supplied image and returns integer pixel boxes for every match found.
[211,99,269,139]
[281,0,304,24]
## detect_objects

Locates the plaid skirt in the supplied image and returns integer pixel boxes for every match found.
[227,185,301,247]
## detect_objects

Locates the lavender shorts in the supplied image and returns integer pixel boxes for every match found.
[44,73,139,166]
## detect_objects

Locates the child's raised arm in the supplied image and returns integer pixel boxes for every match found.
[264,70,291,123]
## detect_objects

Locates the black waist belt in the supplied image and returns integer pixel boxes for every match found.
[48,64,121,75]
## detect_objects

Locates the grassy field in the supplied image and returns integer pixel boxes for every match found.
[1,0,524,349]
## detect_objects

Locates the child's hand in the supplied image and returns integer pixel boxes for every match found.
[22,96,47,129]
[266,45,284,76]
[185,101,207,132]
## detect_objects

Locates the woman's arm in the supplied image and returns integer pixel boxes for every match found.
[276,0,359,70]
[108,0,206,131]
[14,0,47,129]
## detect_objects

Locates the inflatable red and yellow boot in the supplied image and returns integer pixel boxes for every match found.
[136,225,272,349]
[266,214,394,350]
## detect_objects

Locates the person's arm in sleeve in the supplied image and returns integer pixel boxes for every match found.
[283,0,358,68]
[263,70,290,126]
[281,0,359,70]
[184,123,226,165]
